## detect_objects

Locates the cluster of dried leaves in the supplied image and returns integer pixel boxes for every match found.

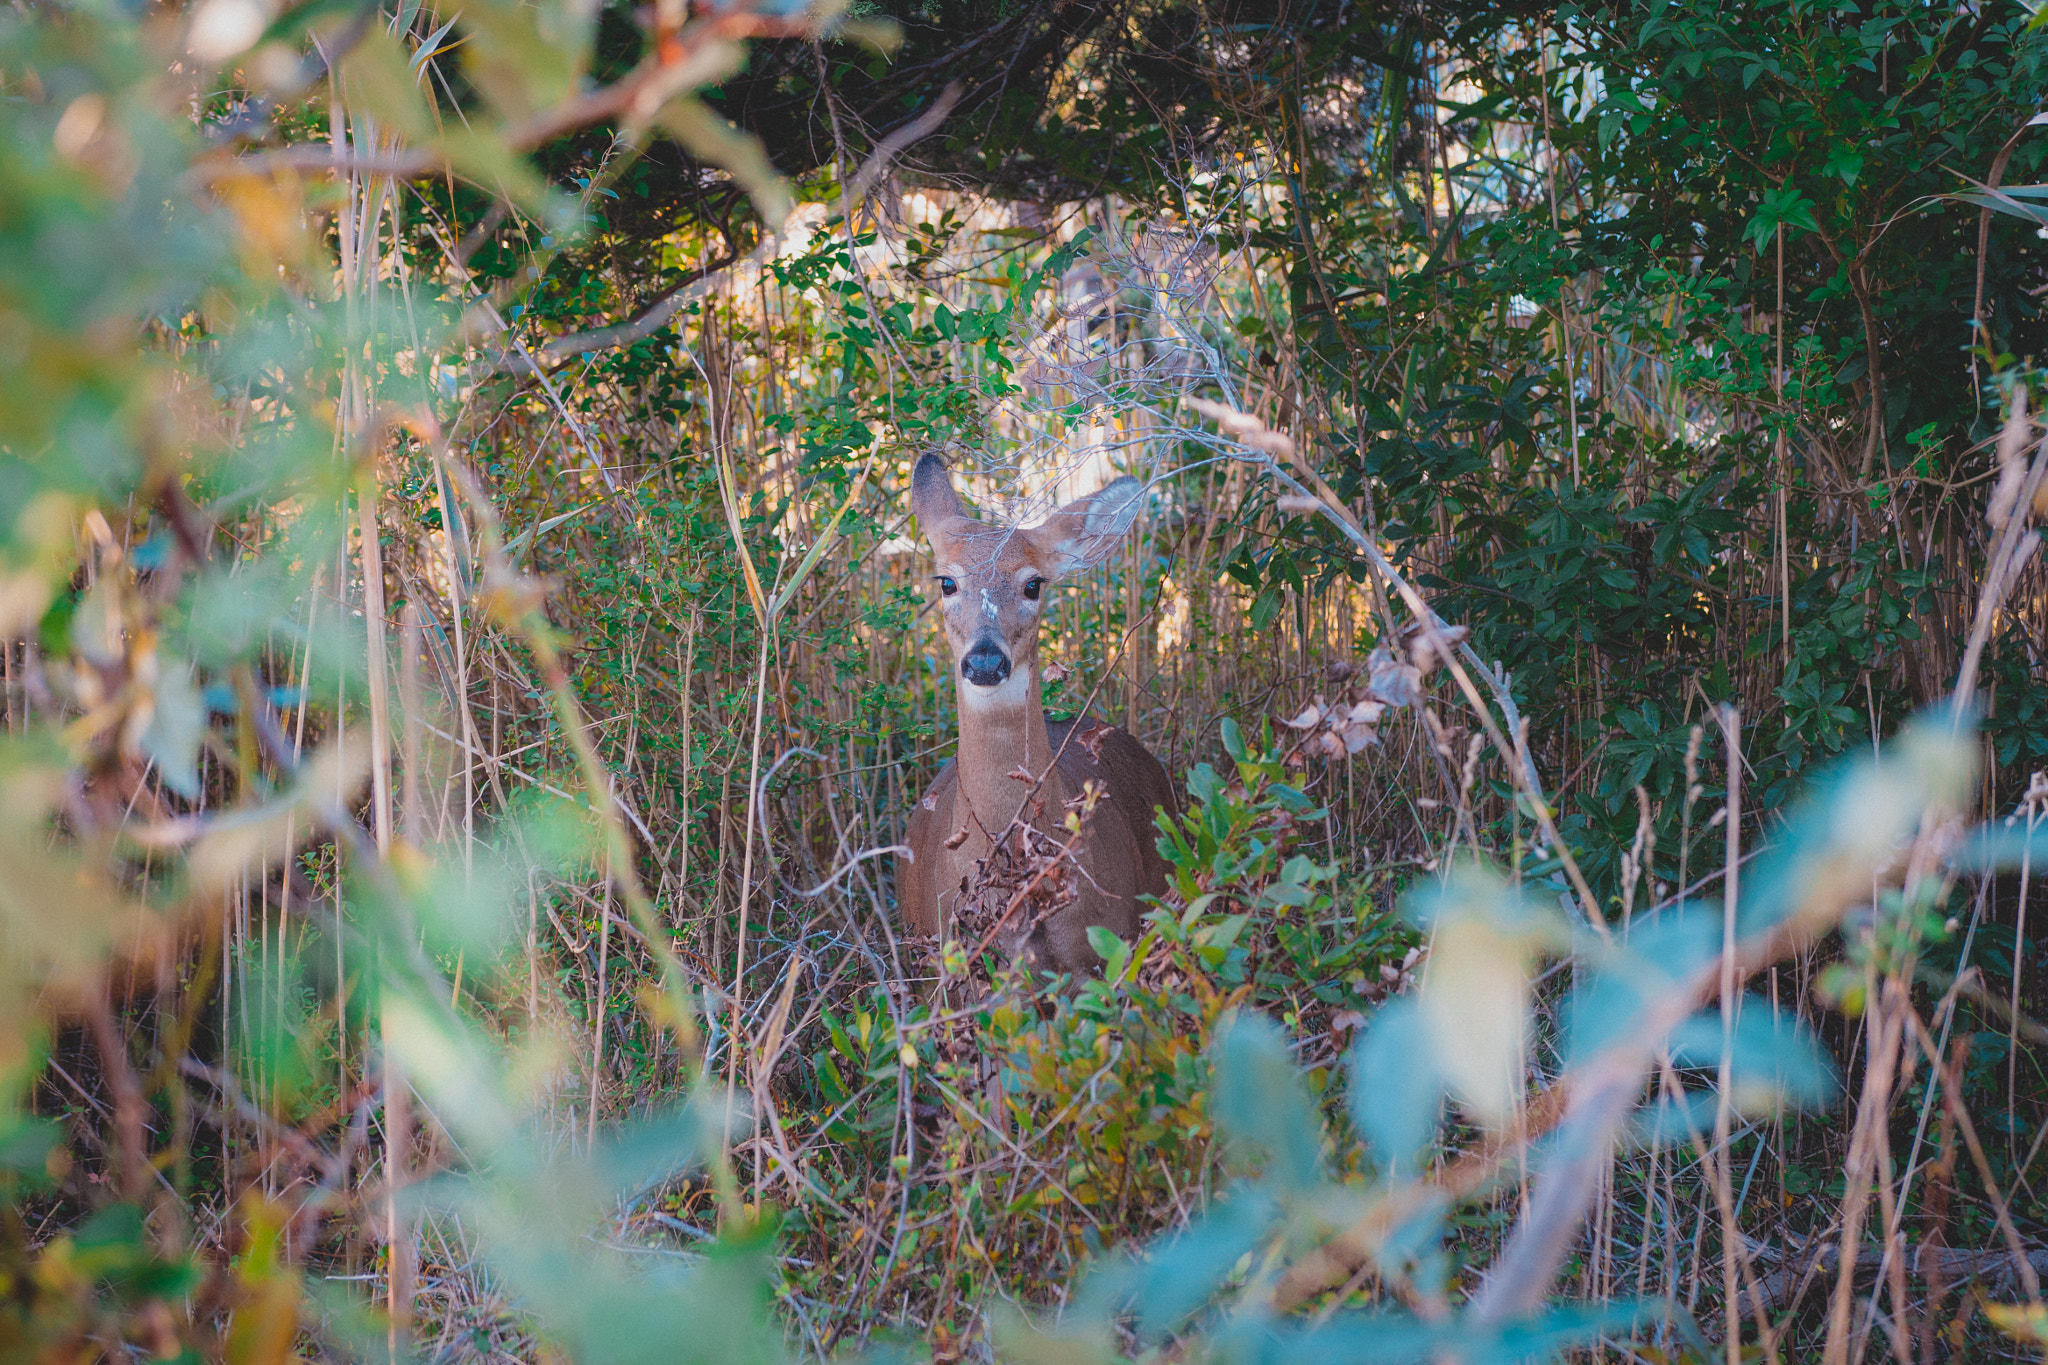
[938,777,1116,993]
[1283,625,1471,760]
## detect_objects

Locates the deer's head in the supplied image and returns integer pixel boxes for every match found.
[910,454,1141,709]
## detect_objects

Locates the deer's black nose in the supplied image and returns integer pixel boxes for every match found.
[962,642,1011,687]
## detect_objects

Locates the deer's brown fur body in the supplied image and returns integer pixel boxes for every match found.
[897,455,1178,972]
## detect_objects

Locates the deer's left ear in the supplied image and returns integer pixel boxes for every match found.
[910,453,970,549]
[1033,476,1142,578]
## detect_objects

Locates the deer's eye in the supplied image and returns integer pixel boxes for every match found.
[1022,576,1043,601]
[937,576,958,597]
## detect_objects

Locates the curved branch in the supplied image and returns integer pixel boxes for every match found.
[510,250,742,373]
[845,81,963,210]
[495,83,964,376]
[1970,114,2044,392]
[193,7,823,188]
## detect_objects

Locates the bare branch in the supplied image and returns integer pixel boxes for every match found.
[488,83,964,378]
[192,8,823,189]
[845,80,964,211]
[487,204,829,377]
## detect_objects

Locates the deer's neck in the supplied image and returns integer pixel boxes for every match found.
[954,664,1060,845]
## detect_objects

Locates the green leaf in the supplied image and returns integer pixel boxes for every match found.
[1821,144,1864,186]
[1219,719,1247,763]
[1089,1190,1275,1341]
[0,1114,59,1180]
[339,28,437,142]
[141,658,206,799]
[456,0,595,120]
[1743,184,1821,252]
[1952,187,2048,227]
[1212,1013,1322,1192]
[1666,1001,1838,1111]
[1350,999,1444,1174]
[1085,924,1128,977]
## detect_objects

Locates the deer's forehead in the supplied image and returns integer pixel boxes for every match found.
[937,527,1046,580]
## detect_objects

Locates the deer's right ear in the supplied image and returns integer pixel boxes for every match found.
[1034,475,1142,577]
[910,455,967,542]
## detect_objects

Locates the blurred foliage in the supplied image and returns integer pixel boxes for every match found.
[0,0,830,1360]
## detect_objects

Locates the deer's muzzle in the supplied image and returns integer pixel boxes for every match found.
[962,640,1012,687]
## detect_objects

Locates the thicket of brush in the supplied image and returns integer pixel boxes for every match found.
[3,0,2048,1361]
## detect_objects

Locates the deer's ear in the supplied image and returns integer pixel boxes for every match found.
[910,455,968,546]
[1035,476,1142,577]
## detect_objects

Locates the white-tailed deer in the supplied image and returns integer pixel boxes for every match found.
[899,455,1179,972]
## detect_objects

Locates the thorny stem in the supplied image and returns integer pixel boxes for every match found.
[1470,909,1827,1325]
[1278,905,1827,1320]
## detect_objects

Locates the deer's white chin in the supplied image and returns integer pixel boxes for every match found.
[958,663,1031,711]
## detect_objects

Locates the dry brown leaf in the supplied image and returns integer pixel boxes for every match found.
[1368,644,1423,709]
[1076,721,1111,762]
[1408,623,1471,672]
[1339,723,1379,754]
[1185,396,1297,460]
